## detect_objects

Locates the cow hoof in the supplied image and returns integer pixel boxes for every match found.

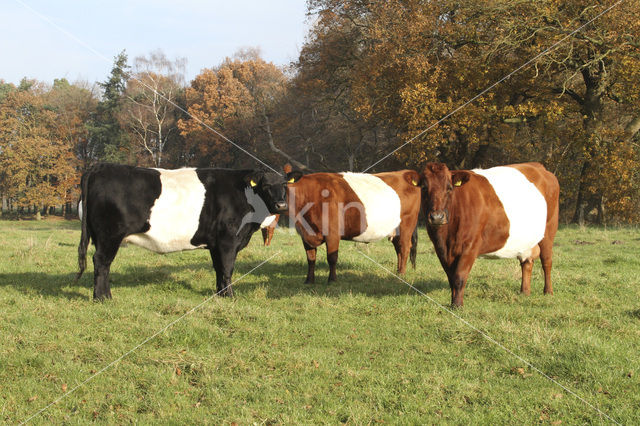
[93,294,111,302]
[218,288,234,297]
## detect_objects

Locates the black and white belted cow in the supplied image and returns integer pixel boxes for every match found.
[77,163,287,300]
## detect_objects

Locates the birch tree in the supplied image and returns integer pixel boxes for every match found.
[123,50,186,167]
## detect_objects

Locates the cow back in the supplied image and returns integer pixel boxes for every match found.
[341,172,402,242]
[473,165,548,259]
[123,168,207,253]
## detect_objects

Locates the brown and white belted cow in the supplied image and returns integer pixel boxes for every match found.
[286,170,421,283]
[420,162,559,307]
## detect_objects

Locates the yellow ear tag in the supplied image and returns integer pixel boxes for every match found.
[454,180,462,187]
[288,178,295,183]
[411,179,418,186]
[250,179,257,187]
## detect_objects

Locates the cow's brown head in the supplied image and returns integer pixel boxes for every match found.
[420,163,471,227]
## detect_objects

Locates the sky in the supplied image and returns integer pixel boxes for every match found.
[2,0,310,85]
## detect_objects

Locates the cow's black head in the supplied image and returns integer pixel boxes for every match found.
[244,170,289,213]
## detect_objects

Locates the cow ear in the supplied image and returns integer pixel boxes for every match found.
[286,171,303,183]
[451,171,471,188]
[244,170,265,188]
[404,170,421,187]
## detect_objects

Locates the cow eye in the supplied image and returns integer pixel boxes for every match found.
[446,183,453,192]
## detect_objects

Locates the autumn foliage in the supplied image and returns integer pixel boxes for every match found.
[178,51,288,168]
[0,82,78,215]
[1,1,639,223]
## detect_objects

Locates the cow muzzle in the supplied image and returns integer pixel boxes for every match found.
[428,211,448,226]
[274,201,288,212]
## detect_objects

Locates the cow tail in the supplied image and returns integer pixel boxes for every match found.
[76,171,90,281]
[410,224,418,269]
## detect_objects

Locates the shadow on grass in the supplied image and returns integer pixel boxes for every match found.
[236,257,448,299]
[0,272,89,300]
[0,257,448,301]
[0,268,203,301]
[627,309,640,319]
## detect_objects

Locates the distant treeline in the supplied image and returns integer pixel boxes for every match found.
[1,0,639,223]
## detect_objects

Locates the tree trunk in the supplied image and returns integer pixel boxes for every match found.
[572,161,590,224]
[597,194,605,225]
[157,119,163,167]
[571,68,606,224]
[625,115,640,140]
[261,107,308,171]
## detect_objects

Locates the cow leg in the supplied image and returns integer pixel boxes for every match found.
[210,243,237,297]
[92,236,123,301]
[303,241,317,284]
[262,224,275,246]
[539,238,554,295]
[391,236,403,274]
[326,235,340,283]
[449,254,477,307]
[519,245,540,295]
[392,228,414,275]
[519,259,534,295]
[267,226,274,246]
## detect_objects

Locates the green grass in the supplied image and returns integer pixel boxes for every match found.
[1,219,639,424]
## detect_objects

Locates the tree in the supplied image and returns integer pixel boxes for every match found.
[293,2,404,171]
[88,50,131,165]
[47,78,98,214]
[121,50,186,167]
[0,80,15,103]
[179,50,296,169]
[0,83,77,217]
[223,49,307,169]
[0,80,16,212]
[301,0,640,222]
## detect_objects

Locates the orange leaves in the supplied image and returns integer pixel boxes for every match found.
[178,55,287,167]
[300,0,640,221]
[0,86,78,209]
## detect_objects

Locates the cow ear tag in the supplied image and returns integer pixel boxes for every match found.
[454,180,462,187]
[288,178,295,183]
[411,179,418,186]
[250,179,257,187]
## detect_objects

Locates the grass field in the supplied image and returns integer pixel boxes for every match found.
[1,218,639,424]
